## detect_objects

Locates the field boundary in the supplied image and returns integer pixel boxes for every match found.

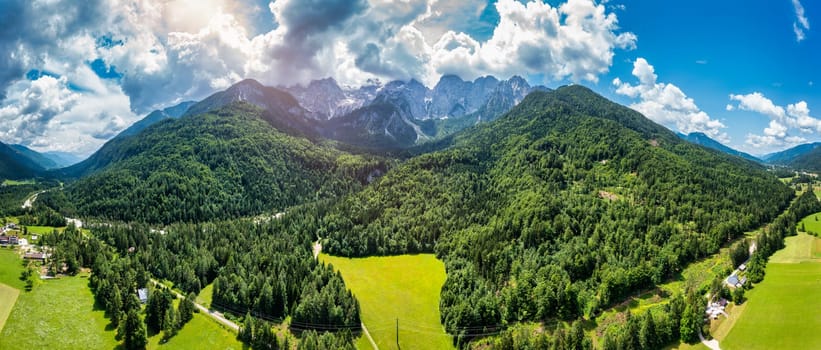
[0,283,20,333]
[362,322,379,350]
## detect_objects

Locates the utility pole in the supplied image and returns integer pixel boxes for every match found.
[396,318,399,349]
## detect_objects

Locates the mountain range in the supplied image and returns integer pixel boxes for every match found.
[6,74,821,184]
[677,132,761,163]
[763,142,821,171]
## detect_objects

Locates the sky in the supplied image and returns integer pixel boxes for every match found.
[0,0,817,157]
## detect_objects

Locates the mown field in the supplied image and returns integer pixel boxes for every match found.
[0,283,19,332]
[722,233,821,349]
[0,274,118,350]
[320,254,453,350]
[148,310,243,350]
[0,249,26,290]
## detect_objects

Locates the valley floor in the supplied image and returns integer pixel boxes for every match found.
[721,232,821,350]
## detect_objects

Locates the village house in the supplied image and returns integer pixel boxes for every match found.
[23,252,48,261]
[137,288,149,304]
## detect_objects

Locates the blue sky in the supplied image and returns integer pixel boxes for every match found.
[0,0,817,156]
[591,1,819,155]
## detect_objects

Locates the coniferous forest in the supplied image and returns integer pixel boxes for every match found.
[21,86,802,349]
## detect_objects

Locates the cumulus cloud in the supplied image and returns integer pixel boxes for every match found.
[428,0,636,84]
[793,0,810,42]
[613,58,728,142]
[0,74,135,155]
[0,0,635,154]
[728,92,821,149]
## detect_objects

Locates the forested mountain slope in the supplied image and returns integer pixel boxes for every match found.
[762,142,821,165]
[67,102,386,224]
[57,101,198,178]
[0,141,45,179]
[320,85,793,342]
[8,144,60,169]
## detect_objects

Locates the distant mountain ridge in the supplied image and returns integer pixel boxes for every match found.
[117,100,197,138]
[8,144,60,169]
[59,74,549,176]
[677,132,760,163]
[763,142,821,171]
[282,74,547,122]
[0,141,45,179]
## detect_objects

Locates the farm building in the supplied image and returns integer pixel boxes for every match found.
[23,252,48,261]
[728,274,739,285]
[137,288,149,303]
[0,235,18,245]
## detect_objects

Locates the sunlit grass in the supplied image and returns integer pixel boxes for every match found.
[320,254,453,350]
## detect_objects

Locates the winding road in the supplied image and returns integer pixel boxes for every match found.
[150,279,239,332]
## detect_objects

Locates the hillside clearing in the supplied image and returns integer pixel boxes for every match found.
[320,254,453,350]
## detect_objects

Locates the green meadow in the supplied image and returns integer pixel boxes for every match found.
[0,274,117,350]
[0,248,240,349]
[722,233,821,349]
[0,283,19,332]
[798,212,821,237]
[320,254,453,350]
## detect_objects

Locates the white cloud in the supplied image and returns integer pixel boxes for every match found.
[729,92,786,120]
[613,58,728,142]
[0,75,136,155]
[728,92,821,149]
[793,0,810,42]
[0,0,635,154]
[428,0,636,85]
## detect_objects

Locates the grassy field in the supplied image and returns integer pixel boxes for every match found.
[23,225,65,235]
[147,312,243,350]
[197,283,214,308]
[1,179,35,186]
[0,283,20,333]
[0,249,26,290]
[769,233,821,263]
[0,272,241,350]
[721,233,821,349]
[320,254,452,350]
[0,275,118,350]
[798,212,821,237]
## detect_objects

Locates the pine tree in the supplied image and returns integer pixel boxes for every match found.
[123,309,147,350]
[108,284,123,327]
[639,312,657,350]
[162,307,178,342]
[177,292,195,327]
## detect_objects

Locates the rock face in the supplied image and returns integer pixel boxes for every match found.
[283,78,376,120]
[285,75,544,122]
[184,75,548,149]
[185,79,319,121]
